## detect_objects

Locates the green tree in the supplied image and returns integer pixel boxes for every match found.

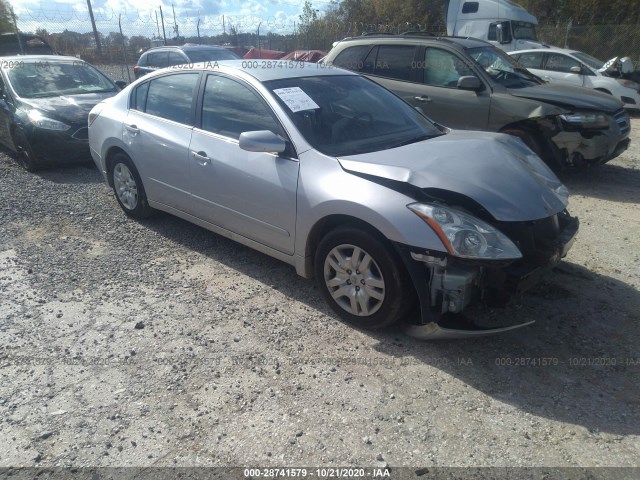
[0,0,15,34]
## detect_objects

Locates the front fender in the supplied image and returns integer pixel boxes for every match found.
[294,150,448,277]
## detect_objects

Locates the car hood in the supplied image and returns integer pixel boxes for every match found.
[18,92,117,125]
[508,82,623,112]
[338,131,569,222]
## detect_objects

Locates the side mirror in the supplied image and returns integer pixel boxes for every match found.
[457,76,483,91]
[239,130,286,154]
[569,66,582,74]
[496,22,511,44]
[115,80,127,89]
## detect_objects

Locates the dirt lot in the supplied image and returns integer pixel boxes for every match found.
[0,118,639,472]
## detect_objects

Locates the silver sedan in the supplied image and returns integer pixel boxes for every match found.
[88,61,578,338]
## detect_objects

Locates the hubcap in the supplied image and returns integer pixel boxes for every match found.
[324,244,385,317]
[113,163,138,210]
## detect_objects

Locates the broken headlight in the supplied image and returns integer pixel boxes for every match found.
[559,112,609,129]
[407,203,522,260]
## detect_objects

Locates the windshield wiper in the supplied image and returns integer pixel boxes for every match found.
[388,134,437,150]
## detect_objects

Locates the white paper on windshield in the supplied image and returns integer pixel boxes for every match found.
[273,87,319,113]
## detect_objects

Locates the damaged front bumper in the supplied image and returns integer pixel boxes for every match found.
[551,109,630,167]
[396,211,579,339]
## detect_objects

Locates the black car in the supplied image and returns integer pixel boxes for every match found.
[133,45,240,78]
[0,55,121,171]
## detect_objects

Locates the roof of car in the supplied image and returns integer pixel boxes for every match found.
[510,47,570,54]
[0,54,85,64]
[158,59,356,82]
[335,34,492,49]
[144,45,228,53]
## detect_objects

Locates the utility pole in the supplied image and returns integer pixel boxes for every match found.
[257,22,261,58]
[197,18,201,44]
[172,4,179,40]
[118,14,131,82]
[159,6,167,45]
[86,0,102,56]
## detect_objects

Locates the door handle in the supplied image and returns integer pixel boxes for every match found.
[414,95,431,103]
[124,124,140,134]
[192,150,210,166]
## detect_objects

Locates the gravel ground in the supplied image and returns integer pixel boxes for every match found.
[0,119,639,472]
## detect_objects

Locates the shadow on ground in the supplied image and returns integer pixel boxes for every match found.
[560,163,640,204]
[138,211,640,437]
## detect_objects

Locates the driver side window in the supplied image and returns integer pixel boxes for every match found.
[423,48,474,87]
[201,75,284,140]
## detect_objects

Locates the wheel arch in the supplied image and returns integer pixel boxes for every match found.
[104,146,132,187]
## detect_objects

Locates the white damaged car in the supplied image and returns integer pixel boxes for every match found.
[511,48,640,111]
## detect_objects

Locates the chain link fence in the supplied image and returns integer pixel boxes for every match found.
[12,7,640,82]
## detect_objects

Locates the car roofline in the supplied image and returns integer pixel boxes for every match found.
[142,60,357,83]
[334,34,493,49]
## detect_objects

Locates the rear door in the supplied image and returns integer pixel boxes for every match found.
[188,73,299,254]
[512,51,546,78]
[124,72,200,211]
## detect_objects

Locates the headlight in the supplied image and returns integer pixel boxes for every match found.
[27,109,70,131]
[408,203,522,260]
[559,112,610,129]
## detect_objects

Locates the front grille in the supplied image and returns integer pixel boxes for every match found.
[613,109,630,135]
[496,213,565,267]
[71,127,89,140]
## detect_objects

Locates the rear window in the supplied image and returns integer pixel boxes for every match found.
[185,49,240,63]
[371,45,416,81]
[331,45,370,71]
[515,51,544,69]
[143,73,199,124]
[147,52,169,68]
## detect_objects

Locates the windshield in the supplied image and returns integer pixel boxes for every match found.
[186,49,239,62]
[467,46,541,88]
[5,61,117,98]
[512,21,538,41]
[264,75,443,157]
[571,52,604,70]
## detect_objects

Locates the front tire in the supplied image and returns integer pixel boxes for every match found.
[314,227,414,329]
[110,152,154,219]
[12,129,40,172]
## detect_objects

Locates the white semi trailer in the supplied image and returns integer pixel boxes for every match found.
[446,0,547,51]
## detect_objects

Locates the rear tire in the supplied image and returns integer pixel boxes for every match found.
[109,152,154,219]
[314,227,415,329]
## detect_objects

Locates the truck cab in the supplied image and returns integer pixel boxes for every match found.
[447,0,546,52]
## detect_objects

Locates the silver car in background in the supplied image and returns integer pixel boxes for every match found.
[88,61,578,338]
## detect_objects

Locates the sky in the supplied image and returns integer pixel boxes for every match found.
[11,0,334,36]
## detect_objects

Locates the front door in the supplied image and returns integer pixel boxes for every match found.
[189,74,299,255]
